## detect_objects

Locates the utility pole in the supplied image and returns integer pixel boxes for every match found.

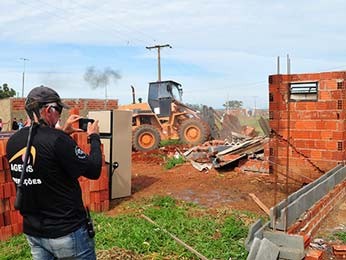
[20,58,29,97]
[146,44,172,81]
[251,95,258,117]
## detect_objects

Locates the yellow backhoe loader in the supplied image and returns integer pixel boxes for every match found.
[119,80,210,151]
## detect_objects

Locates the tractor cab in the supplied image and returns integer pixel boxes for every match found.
[148,80,183,117]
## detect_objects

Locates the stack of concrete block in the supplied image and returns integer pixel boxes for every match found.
[245,164,346,260]
[271,165,346,232]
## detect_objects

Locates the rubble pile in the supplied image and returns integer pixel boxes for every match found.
[182,135,269,173]
[171,112,271,173]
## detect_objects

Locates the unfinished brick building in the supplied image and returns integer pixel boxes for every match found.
[268,71,346,183]
[0,97,118,131]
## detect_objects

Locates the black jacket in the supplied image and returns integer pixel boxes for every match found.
[6,125,102,238]
[12,120,19,130]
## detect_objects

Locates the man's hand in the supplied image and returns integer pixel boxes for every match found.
[61,115,83,135]
[87,120,99,136]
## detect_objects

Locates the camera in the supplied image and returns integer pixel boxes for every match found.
[79,118,95,131]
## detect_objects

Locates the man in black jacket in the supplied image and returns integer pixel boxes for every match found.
[12,117,19,130]
[6,86,102,259]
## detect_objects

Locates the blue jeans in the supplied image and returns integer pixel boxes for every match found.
[26,226,96,260]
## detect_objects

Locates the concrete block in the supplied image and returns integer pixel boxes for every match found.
[253,221,270,241]
[263,231,304,250]
[279,247,305,260]
[271,165,346,231]
[245,219,263,251]
[255,238,279,260]
[247,237,261,260]
[263,231,305,259]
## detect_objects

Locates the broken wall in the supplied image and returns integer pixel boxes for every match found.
[268,71,346,182]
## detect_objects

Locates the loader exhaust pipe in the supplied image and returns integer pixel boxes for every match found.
[131,85,136,104]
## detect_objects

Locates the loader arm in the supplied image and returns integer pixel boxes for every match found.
[173,100,201,118]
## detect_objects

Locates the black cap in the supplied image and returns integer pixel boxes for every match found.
[26,86,69,109]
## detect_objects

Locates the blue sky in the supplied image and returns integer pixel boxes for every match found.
[1,0,346,109]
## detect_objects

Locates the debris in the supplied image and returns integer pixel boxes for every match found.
[333,245,346,259]
[213,154,247,169]
[310,238,328,250]
[305,249,324,260]
[248,193,270,216]
[185,136,269,172]
[258,116,271,136]
[190,160,213,172]
[173,151,182,159]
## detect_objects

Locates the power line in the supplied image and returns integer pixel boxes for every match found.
[16,0,154,46]
[69,1,158,44]
[11,1,270,99]
[23,1,187,82]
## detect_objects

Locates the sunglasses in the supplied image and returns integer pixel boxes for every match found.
[45,105,63,114]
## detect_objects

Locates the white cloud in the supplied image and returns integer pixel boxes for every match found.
[0,0,346,108]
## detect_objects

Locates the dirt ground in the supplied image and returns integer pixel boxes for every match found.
[108,146,292,217]
[102,146,346,259]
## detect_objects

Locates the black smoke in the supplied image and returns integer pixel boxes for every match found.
[84,66,121,89]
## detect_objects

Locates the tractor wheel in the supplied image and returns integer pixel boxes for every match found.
[132,125,161,151]
[179,118,209,145]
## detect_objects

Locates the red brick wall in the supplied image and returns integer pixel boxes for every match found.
[9,98,118,124]
[71,132,110,212]
[0,130,109,241]
[0,138,23,241]
[63,98,118,112]
[269,71,346,181]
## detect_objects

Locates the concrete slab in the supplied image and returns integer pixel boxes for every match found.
[263,230,304,250]
[263,230,304,260]
[245,219,263,251]
[246,237,262,260]
[254,238,279,260]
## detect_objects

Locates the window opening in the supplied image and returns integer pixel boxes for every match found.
[337,141,343,151]
[269,111,274,120]
[289,82,318,101]
[337,80,344,90]
[269,148,274,156]
[269,93,274,102]
[338,100,343,110]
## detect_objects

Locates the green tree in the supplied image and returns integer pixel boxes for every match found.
[0,83,16,99]
[184,103,204,112]
[223,100,243,110]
